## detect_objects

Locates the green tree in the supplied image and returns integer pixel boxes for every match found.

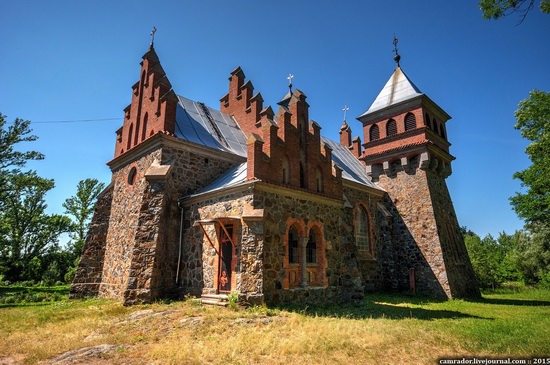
[0,172,72,282]
[63,178,105,256]
[0,114,43,199]
[479,0,550,22]
[510,90,550,226]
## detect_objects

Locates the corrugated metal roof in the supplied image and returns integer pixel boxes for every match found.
[192,163,248,196]
[359,67,423,118]
[322,137,378,189]
[174,95,247,157]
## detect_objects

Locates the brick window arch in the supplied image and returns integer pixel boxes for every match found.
[127,123,134,150]
[405,112,416,131]
[386,119,397,136]
[355,204,372,255]
[369,124,380,141]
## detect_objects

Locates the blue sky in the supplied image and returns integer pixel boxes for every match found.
[1,1,549,238]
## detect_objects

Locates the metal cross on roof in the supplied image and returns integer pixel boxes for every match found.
[150,26,157,47]
[393,34,401,67]
[287,74,294,92]
[342,105,350,121]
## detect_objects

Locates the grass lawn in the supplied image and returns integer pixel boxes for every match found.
[0,286,548,364]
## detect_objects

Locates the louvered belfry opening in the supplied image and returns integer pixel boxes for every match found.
[386,119,397,136]
[405,112,416,131]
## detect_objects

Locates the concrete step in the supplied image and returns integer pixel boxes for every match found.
[201,298,228,307]
[201,294,229,301]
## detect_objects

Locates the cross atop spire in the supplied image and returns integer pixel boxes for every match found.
[150,26,157,48]
[393,34,401,67]
[287,74,294,93]
[342,105,350,121]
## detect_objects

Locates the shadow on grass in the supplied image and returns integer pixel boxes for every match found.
[276,293,484,321]
[465,297,550,307]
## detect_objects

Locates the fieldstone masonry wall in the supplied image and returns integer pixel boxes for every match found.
[69,184,114,299]
[374,157,479,298]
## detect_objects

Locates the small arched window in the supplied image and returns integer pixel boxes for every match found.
[282,156,290,184]
[306,230,317,264]
[355,205,371,253]
[128,166,137,186]
[425,113,432,129]
[141,113,148,142]
[440,125,446,140]
[315,168,322,193]
[127,123,134,150]
[288,227,299,264]
[405,113,416,131]
[369,124,380,141]
[386,119,397,136]
[432,118,439,135]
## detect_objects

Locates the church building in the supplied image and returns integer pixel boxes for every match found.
[70,39,480,305]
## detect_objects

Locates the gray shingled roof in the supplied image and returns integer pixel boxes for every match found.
[359,67,423,118]
[175,96,247,157]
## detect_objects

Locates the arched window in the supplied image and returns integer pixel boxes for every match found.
[432,118,439,135]
[282,156,290,184]
[440,125,446,140]
[134,117,141,146]
[355,205,371,253]
[315,168,322,193]
[386,119,397,136]
[141,113,148,142]
[127,123,134,150]
[288,227,299,264]
[425,113,432,129]
[405,113,416,131]
[369,124,380,141]
[306,230,317,264]
[128,166,137,186]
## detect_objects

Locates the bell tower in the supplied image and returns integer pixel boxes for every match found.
[358,43,480,298]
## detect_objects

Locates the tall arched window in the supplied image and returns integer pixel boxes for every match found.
[288,227,299,264]
[369,124,380,141]
[315,168,323,193]
[141,113,148,142]
[355,205,371,253]
[282,156,290,184]
[432,118,439,135]
[127,123,134,150]
[440,125,446,140]
[134,117,141,146]
[306,230,317,264]
[405,113,416,131]
[386,119,397,136]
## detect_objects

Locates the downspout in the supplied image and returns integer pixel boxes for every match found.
[176,200,184,285]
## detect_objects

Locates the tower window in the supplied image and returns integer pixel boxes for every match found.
[405,113,416,131]
[425,113,432,129]
[432,118,439,135]
[369,124,380,141]
[141,113,148,142]
[282,156,290,184]
[315,168,323,193]
[128,167,137,186]
[386,119,397,136]
[299,163,306,188]
[127,123,134,150]
[441,126,446,140]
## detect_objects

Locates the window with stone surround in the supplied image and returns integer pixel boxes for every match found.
[369,124,380,141]
[128,167,137,186]
[386,119,397,136]
[355,205,372,254]
[405,113,416,131]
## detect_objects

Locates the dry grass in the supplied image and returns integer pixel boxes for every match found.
[0,289,549,365]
